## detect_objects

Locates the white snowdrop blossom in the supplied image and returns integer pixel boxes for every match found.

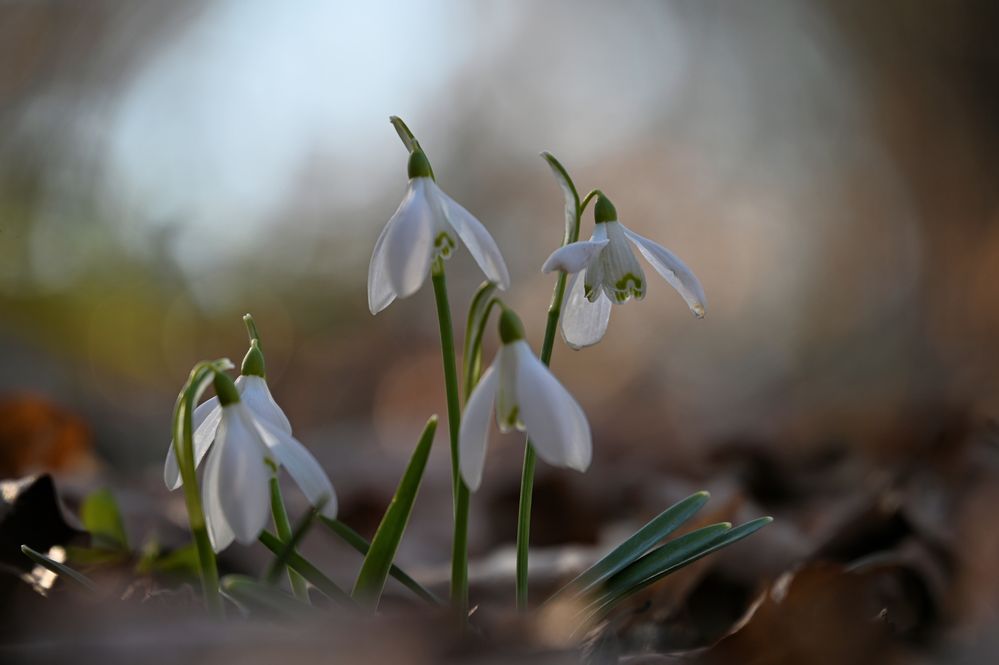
[164,372,337,552]
[459,309,591,491]
[368,149,510,314]
[542,194,706,349]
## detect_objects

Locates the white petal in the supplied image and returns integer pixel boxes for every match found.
[163,395,222,491]
[254,418,337,518]
[512,341,592,473]
[203,405,272,545]
[541,239,609,274]
[623,226,707,318]
[236,375,292,435]
[597,221,646,303]
[458,365,499,492]
[367,179,436,314]
[561,271,612,349]
[431,181,511,289]
[202,448,236,552]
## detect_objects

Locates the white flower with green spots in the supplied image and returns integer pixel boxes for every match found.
[368,149,510,314]
[542,194,706,349]
[459,309,591,491]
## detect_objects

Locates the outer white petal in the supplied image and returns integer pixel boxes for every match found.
[254,418,338,518]
[236,375,292,435]
[367,179,436,314]
[163,395,223,490]
[541,239,609,274]
[430,181,511,289]
[512,341,592,473]
[458,365,499,492]
[623,226,707,318]
[202,449,236,552]
[203,404,272,546]
[561,271,612,349]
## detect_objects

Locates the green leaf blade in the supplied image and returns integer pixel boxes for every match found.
[462,281,500,399]
[321,517,442,605]
[555,491,711,601]
[221,575,312,619]
[21,544,98,593]
[351,416,437,610]
[258,531,352,607]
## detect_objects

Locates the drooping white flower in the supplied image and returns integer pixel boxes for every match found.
[164,357,337,551]
[368,149,510,314]
[459,309,591,491]
[542,194,706,349]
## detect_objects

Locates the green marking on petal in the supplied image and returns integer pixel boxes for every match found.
[613,273,644,302]
[434,231,457,259]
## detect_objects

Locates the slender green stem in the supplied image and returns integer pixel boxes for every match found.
[269,476,310,602]
[516,198,581,610]
[172,364,223,617]
[431,264,469,620]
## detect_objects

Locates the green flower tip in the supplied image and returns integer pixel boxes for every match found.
[241,339,266,378]
[594,193,618,224]
[499,308,526,344]
[213,371,241,406]
[407,149,433,180]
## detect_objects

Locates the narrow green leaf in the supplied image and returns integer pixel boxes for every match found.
[81,488,128,551]
[321,517,442,605]
[258,531,353,607]
[389,115,420,153]
[462,281,500,399]
[595,517,773,614]
[221,575,312,619]
[352,416,437,610]
[21,544,98,593]
[540,152,581,242]
[553,491,711,601]
[265,498,325,585]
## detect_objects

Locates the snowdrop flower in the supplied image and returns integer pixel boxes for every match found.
[164,344,337,551]
[368,149,510,314]
[459,308,591,491]
[542,194,706,349]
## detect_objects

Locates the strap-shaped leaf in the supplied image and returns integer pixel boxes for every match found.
[593,517,773,614]
[221,575,312,619]
[541,152,581,242]
[258,531,352,606]
[21,544,98,593]
[552,491,710,601]
[462,280,501,399]
[265,498,326,585]
[81,488,128,551]
[321,517,442,605]
[352,416,437,609]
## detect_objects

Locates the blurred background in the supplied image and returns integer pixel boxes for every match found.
[2,0,999,660]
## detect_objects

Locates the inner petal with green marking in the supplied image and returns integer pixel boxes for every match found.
[433,230,457,260]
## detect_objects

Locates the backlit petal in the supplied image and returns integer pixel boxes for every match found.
[368,179,436,314]
[458,366,498,492]
[541,238,609,274]
[164,395,222,490]
[432,181,511,289]
[204,405,272,546]
[561,271,612,349]
[236,375,292,435]
[623,225,706,318]
[255,419,337,518]
[512,341,591,473]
